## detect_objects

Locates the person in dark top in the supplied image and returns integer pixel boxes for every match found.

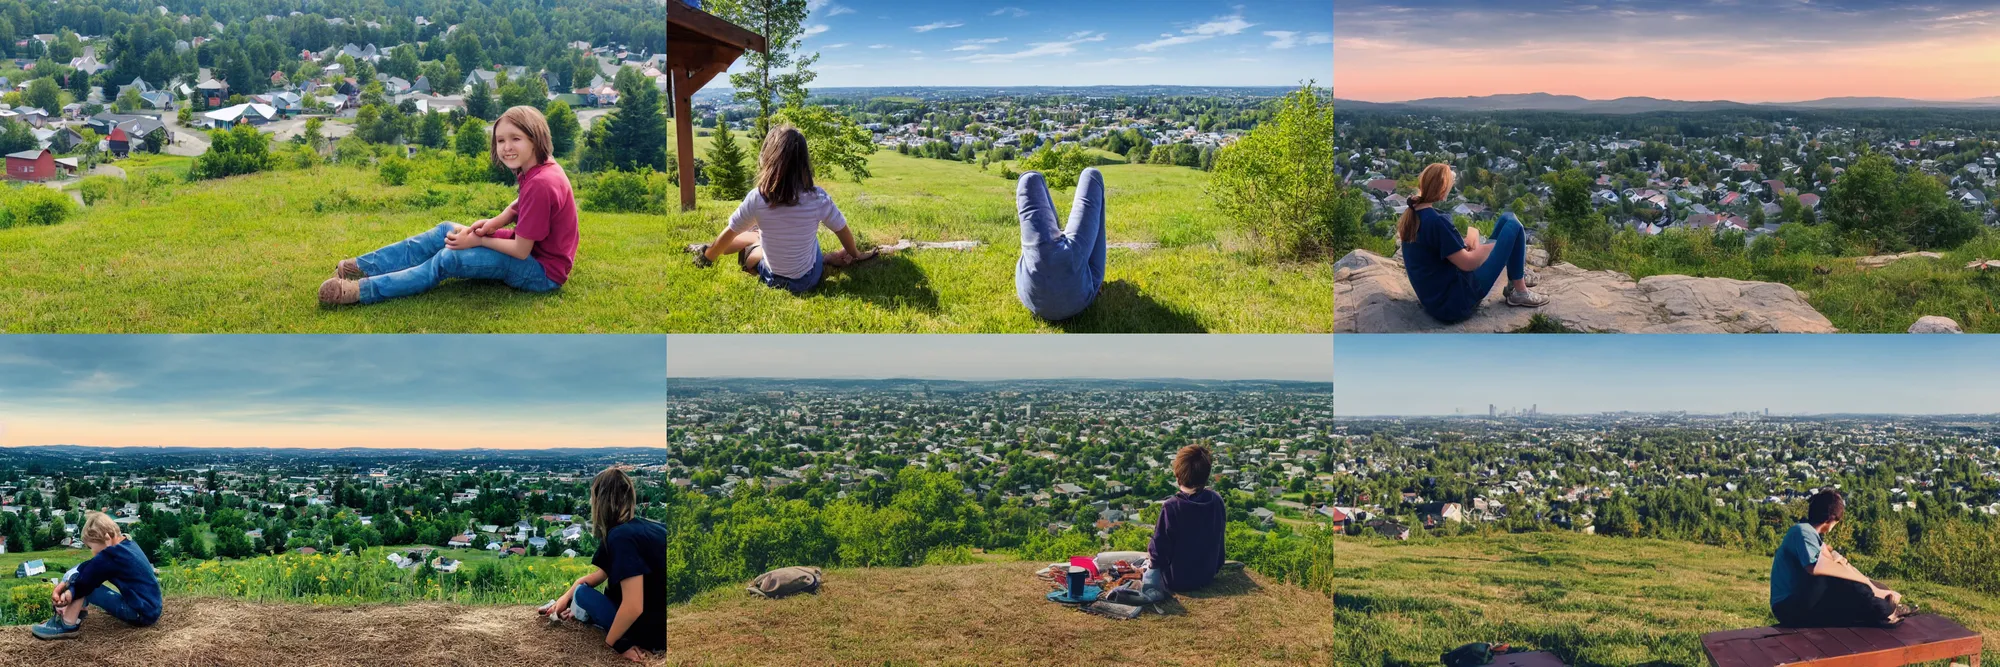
[538,467,665,662]
[1771,489,1913,628]
[1143,444,1227,599]
[32,512,162,640]
[1398,162,1548,324]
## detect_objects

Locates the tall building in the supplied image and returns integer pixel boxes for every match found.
[1489,404,1496,418]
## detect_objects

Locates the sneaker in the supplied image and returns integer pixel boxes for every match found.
[318,278,360,305]
[336,258,365,280]
[687,243,715,269]
[1895,602,1918,617]
[30,616,80,640]
[1504,285,1549,307]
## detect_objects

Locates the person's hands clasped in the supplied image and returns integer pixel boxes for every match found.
[468,217,507,236]
[444,224,483,250]
[1464,226,1484,247]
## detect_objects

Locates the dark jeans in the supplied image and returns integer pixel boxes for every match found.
[87,585,158,626]
[570,583,616,633]
[1773,575,1895,627]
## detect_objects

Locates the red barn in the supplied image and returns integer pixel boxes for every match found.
[5,148,54,181]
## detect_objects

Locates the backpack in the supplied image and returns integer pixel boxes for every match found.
[747,566,823,598]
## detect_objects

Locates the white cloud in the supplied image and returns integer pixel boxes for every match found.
[68,371,134,393]
[868,44,890,49]
[1304,33,1331,46]
[961,38,1009,44]
[911,21,964,32]
[806,0,853,16]
[802,24,829,38]
[1135,12,1255,52]
[1265,31,1299,49]
[990,7,1029,17]
[1078,57,1161,67]
[950,44,989,52]
[825,43,850,48]
[956,32,1105,64]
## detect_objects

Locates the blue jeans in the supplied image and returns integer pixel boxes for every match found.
[755,247,825,294]
[1015,169,1107,321]
[569,583,616,633]
[87,585,157,626]
[1468,212,1528,297]
[356,222,560,304]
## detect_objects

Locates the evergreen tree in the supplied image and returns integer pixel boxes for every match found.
[602,66,666,172]
[544,100,580,158]
[704,120,751,201]
[466,80,494,121]
[418,112,449,149]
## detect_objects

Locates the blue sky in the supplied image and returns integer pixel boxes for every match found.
[668,335,1333,381]
[714,0,1331,87]
[0,336,666,449]
[1335,0,2000,102]
[1336,335,2000,416]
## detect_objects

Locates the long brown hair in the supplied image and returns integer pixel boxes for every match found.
[756,125,815,207]
[589,466,637,541]
[1396,163,1455,242]
[491,105,553,174]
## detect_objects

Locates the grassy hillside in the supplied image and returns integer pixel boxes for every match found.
[1335,531,2000,666]
[0,156,668,333]
[667,133,1332,332]
[667,558,1332,667]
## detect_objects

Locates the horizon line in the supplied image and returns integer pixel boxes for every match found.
[1337,412,1998,417]
[670,375,1330,382]
[0,444,665,452]
[1334,91,2000,105]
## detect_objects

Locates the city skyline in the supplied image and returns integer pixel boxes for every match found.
[712,0,1331,87]
[667,334,1332,381]
[1336,335,2000,415]
[1333,0,2000,103]
[0,335,666,450]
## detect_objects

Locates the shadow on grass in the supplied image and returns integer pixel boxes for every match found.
[317,280,563,311]
[1050,280,1207,333]
[812,254,942,313]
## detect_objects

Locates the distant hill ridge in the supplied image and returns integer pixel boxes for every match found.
[1336,91,2000,113]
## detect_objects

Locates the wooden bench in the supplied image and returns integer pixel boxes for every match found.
[1484,651,1567,667]
[1702,614,1983,667]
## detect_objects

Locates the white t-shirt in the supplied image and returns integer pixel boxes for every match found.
[727,187,849,279]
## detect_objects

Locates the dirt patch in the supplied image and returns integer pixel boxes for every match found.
[668,561,1332,666]
[0,597,660,667]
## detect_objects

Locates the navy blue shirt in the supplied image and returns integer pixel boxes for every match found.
[1148,488,1226,593]
[592,518,665,653]
[1402,207,1481,322]
[71,539,161,624]
[1771,522,1823,606]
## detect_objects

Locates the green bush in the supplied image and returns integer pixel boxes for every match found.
[1016,144,1097,190]
[3,583,53,624]
[1207,82,1348,259]
[333,136,373,167]
[77,175,120,205]
[190,124,278,181]
[2,185,79,227]
[581,170,666,214]
[379,156,411,186]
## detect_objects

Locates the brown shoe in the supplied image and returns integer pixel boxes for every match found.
[318,278,359,305]
[336,258,365,279]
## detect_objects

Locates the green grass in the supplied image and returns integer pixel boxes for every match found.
[669,137,1331,332]
[0,158,667,332]
[1337,531,2000,666]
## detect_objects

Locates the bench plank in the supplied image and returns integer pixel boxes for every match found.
[1701,615,1982,667]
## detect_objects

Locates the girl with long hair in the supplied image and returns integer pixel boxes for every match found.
[688,124,873,293]
[1397,162,1547,323]
[538,467,665,662]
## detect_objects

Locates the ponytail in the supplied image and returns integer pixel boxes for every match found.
[1397,163,1456,243]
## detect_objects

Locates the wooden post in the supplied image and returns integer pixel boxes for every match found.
[672,65,698,212]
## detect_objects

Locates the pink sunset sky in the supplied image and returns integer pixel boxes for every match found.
[1335,1,2000,103]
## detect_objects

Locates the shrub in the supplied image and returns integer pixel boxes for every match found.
[190,124,277,181]
[379,156,412,186]
[582,170,667,214]
[333,137,373,167]
[3,185,79,227]
[77,175,120,205]
[3,583,53,624]
[1017,144,1098,190]
[1207,82,1348,259]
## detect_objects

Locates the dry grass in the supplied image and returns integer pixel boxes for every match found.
[666,560,1332,667]
[0,597,661,667]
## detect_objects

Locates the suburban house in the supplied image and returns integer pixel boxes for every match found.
[203,102,279,129]
[195,79,229,107]
[14,559,44,578]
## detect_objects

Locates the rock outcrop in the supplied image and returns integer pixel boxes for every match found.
[1336,249,1838,333]
[1908,316,1963,333]
[1856,251,1943,269]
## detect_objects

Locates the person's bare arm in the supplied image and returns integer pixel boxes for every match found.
[604,574,644,650]
[546,567,609,618]
[827,227,869,266]
[704,228,744,262]
[1812,543,1881,589]
[451,230,535,260]
[472,200,520,236]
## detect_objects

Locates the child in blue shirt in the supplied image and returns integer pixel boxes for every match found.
[31,512,162,640]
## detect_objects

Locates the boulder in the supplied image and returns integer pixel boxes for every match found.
[1856,251,1943,269]
[1335,249,1838,333]
[1908,316,1963,333]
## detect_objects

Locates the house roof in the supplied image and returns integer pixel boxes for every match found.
[5,148,45,159]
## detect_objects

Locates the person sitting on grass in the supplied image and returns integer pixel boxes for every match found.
[538,466,666,662]
[320,105,579,305]
[1771,489,1915,628]
[1015,168,1107,321]
[32,512,161,640]
[688,125,872,294]
[1399,162,1548,324]
[1117,444,1226,604]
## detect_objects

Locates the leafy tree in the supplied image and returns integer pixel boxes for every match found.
[465,80,494,121]
[545,100,580,158]
[190,124,276,180]
[770,102,875,182]
[455,117,488,157]
[301,117,327,153]
[709,0,818,142]
[1827,151,1978,252]
[114,86,142,112]
[703,120,752,201]
[417,112,449,150]
[1017,144,1096,190]
[24,77,59,115]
